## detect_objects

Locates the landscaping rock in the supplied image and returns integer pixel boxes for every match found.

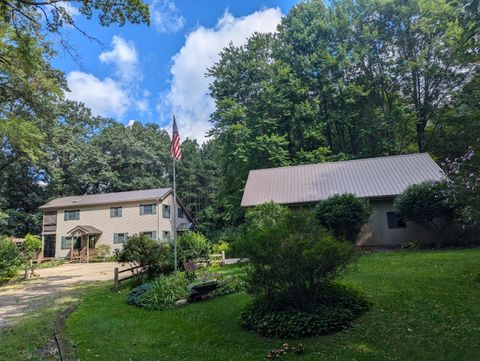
[175,299,187,307]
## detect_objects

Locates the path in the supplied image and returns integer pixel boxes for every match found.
[0,262,128,329]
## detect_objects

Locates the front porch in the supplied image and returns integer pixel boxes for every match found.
[67,225,102,263]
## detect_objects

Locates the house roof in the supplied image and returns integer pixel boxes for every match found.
[241,153,443,207]
[40,188,172,210]
[67,225,103,235]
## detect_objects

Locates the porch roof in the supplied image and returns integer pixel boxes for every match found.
[67,225,102,236]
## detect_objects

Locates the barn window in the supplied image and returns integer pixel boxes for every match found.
[387,212,406,229]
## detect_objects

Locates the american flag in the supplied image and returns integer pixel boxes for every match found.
[171,116,182,160]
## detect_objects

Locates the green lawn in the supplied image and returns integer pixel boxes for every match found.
[67,248,480,361]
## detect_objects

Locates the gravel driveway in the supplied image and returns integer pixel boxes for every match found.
[0,262,128,329]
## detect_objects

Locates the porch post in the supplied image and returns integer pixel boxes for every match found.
[70,234,73,260]
[86,235,90,263]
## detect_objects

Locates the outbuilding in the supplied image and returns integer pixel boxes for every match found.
[241,153,443,247]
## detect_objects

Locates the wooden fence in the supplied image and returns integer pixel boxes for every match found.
[113,265,145,291]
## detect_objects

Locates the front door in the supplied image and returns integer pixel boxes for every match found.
[74,236,82,250]
[43,235,56,258]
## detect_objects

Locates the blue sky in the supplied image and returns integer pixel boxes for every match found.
[52,0,299,142]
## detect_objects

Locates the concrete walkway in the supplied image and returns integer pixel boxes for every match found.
[0,262,127,329]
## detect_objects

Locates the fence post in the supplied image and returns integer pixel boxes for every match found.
[113,267,119,291]
[221,251,225,262]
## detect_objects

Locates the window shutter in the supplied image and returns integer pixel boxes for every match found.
[152,231,157,241]
[114,233,118,244]
[61,236,65,249]
[76,210,80,220]
[110,208,114,218]
[118,207,122,217]
[125,232,128,241]
[140,205,144,215]
[64,211,68,221]
[152,205,156,215]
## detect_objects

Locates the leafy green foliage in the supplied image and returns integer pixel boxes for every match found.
[126,282,154,305]
[135,273,189,310]
[395,182,455,246]
[0,237,21,282]
[118,234,173,278]
[236,203,358,311]
[315,194,373,243]
[177,231,211,265]
[241,285,368,338]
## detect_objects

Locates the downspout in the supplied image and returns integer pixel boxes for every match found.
[156,198,160,242]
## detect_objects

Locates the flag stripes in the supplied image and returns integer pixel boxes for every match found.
[171,116,182,160]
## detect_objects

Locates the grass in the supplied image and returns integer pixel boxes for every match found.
[66,248,480,361]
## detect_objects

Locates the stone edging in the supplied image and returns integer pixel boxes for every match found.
[54,304,78,361]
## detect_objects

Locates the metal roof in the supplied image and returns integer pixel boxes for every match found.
[40,188,172,209]
[241,153,443,207]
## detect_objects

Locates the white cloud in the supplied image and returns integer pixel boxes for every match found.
[99,36,139,82]
[66,36,152,120]
[59,1,80,17]
[127,119,136,128]
[159,8,282,143]
[151,0,185,33]
[65,71,130,118]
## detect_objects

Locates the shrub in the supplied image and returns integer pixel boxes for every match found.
[0,237,21,283]
[135,273,189,310]
[236,203,358,311]
[18,234,42,279]
[127,282,154,305]
[118,234,174,278]
[212,240,230,255]
[96,244,111,259]
[315,194,373,243]
[177,231,210,265]
[241,285,369,338]
[394,181,455,247]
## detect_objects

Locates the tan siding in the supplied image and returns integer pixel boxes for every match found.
[53,193,192,258]
[356,199,435,247]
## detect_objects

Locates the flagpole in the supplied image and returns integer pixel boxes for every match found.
[173,139,177,272]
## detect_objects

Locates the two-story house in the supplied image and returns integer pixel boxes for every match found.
[39,188,194,259]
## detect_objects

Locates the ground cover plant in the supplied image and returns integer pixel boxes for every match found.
[235,203,367,338]
[66,248,480,361]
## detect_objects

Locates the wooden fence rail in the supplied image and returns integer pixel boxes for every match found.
[113,265,145,291]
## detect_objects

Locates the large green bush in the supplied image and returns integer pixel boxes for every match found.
[0,238,21,283]
[237,203,359,310]
[118,234,173,278]
[394,181,455,247]
[315,194,373,243]
[236,203,366,337]
[177,231,210,265]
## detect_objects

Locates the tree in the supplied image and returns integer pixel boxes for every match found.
[0,237,21,283]
[18,233,42,279]
[315,194,373,243]
[118,234,173,278]
[394,181,455,246]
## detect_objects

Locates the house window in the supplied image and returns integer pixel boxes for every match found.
[64,210,80,221]
[61,236,72,249]
[140,204,156,215]
[110,207,122,218]
[163,231,171,240]
[141,231,157,241]
[113,233,128,244]
[178,207,184,219]
[387,212,406,229]
[162,205,170,218]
